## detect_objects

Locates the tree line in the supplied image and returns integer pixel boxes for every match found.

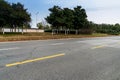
[0,0,31,34]
[92,23,120,35]
[1,1,120,35]
[45,6,93,34]
[45,5,120,35]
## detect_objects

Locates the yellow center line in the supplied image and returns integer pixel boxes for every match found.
[91,45,106,49]
[6,53,65,67]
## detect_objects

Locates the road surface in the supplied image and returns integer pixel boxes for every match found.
[0,36,120,80]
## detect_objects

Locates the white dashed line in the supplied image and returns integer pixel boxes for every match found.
[0,47,20,51]
[50,43,64,45]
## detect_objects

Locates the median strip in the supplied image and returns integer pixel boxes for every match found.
[6,53,65,67]
[91,45,106,49]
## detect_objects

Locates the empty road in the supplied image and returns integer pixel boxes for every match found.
[0,36,120,80]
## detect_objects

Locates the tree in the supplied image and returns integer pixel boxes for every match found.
[44,25,51,30]
[46,5,91,35]
[37,22,44,29]
[45,6,63,34]
[73,6,88,34]
[11,2,31,32]
[93,23,120,35]
[115,23,119,26]
[0,0,12,34]
[0,1,31,34]
[63,8,74,34]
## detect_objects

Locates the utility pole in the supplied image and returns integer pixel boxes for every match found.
[36,12,39,28]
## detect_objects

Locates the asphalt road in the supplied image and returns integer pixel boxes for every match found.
[0,36,120,80]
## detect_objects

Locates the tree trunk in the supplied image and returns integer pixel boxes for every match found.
[0,27,2,32]
[52,29,54,35]
[2,27,4,34]
[12,28,13,32]
[56,29,58,34]
[26,28,27,32]
[22,26,24,34]
[18,27,20,32]
[52,29,53,35]
[10,28,12,32]
[65,29,67,35]
[76,30,78,35]
[14,27,16,32]
[67,29,69,34]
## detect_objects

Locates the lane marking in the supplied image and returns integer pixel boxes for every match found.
[51,43,64,45]
[91,45,106,49]
[6,53,65,67]
[0,47,20,51]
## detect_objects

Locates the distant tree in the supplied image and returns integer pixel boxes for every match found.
[37,22,44,29]
[44,25,51,30]
[93,23,120,35]
[115,23,119,26]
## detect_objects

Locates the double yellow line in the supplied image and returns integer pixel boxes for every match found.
[6,53,65,67]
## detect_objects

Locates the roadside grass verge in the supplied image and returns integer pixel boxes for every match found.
[0,32,111,42]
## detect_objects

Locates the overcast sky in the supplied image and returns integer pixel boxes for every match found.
[7,0,120,28]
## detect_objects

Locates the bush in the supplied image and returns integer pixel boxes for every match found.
[80,29,93,34]
[44,29,52,32]
[95,25,120,35]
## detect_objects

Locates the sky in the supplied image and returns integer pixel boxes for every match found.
[7,0,120,28]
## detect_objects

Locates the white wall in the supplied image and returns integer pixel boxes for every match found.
[3,28,44,33]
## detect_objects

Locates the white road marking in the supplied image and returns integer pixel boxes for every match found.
[50,43,64,45]
[76,41,83,43]
[0,47,20,51]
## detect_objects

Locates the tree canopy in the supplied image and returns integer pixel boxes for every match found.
[0,0,31,30]
[0,0,12,27]
[45,5,92,34]
[73,6,87,29]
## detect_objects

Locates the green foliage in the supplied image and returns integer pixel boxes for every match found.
[63,8,74,29]
[94,23,120,35]
[37,22,44,29]
[73,6,87,29]
[11,2,31,28]
[45,6,63,29]
[45,5,92,34]
[0,0,12,27]
[46,5,120,35]
[0,0,31,29]
[44,25,51,30]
